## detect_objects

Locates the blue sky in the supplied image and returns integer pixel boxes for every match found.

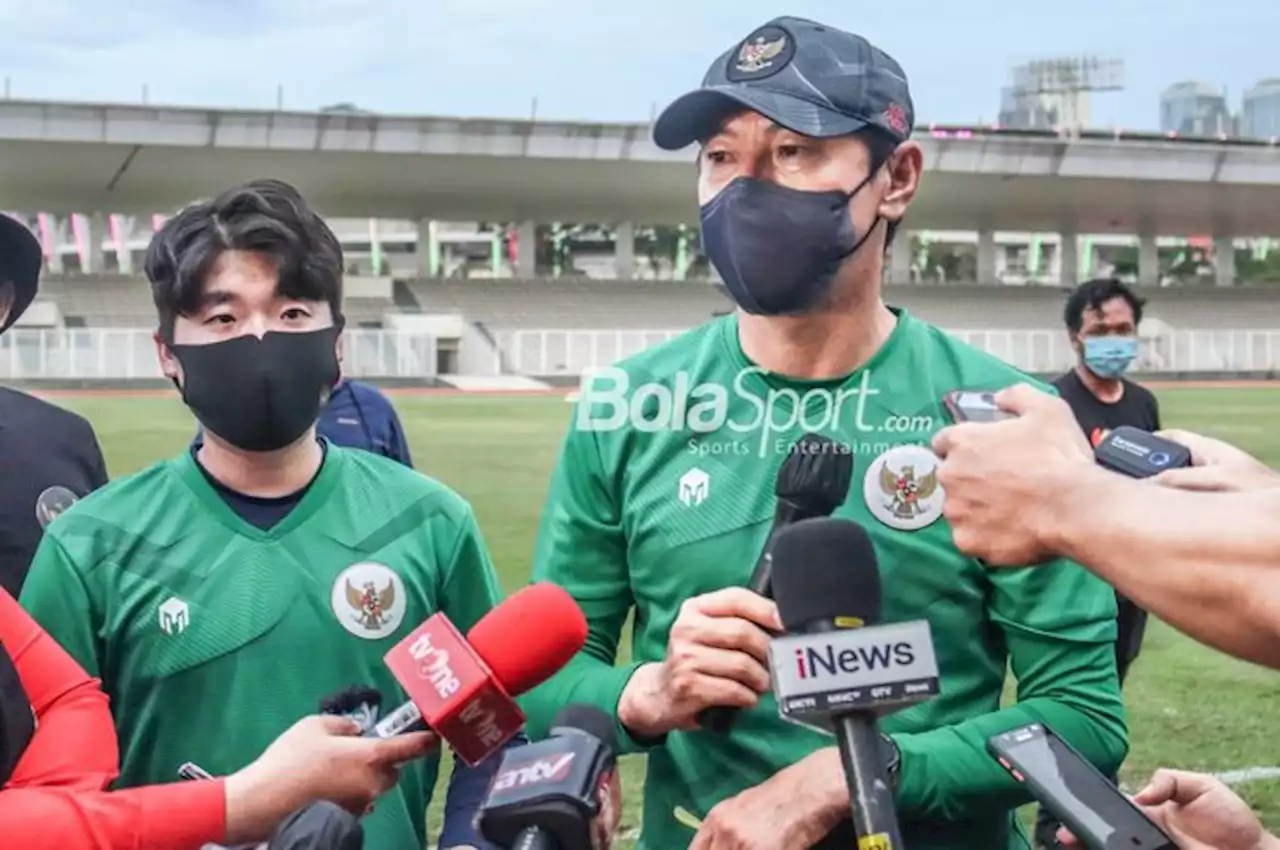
[0,0,1274,130]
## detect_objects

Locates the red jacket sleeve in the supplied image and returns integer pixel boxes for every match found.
[0,777,227,850]
[0,588,118,791]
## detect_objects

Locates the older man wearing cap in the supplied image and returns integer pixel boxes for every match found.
[0,214,109,597]
[520,16,1126,850]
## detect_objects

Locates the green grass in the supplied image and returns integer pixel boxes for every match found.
[52,385,1280,846]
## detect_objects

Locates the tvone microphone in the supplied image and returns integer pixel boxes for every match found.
[372,582,588,766]
[700,431,853,733]
[767,518,942,850]
[477,704,619,850]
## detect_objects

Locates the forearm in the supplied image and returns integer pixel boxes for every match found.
[1048,469,1280,666]
[438,735,528,849]
[0,779,226,850]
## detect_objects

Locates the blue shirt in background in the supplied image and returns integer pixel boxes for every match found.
[193,379,414,467]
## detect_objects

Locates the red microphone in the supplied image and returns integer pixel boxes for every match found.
[372,583,587,766]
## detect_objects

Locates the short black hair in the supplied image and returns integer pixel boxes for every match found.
[1063,277,1146,334]
[144,178,344,337]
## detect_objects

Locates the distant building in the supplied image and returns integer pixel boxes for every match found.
[1241,79,1280,140]
[1160,81,1234,136]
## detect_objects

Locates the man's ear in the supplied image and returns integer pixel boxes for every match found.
[878,141,924,223]
[153,330,182,383]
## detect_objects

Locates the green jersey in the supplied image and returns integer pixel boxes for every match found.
[20,445,503,850]
[521,311,1127,850]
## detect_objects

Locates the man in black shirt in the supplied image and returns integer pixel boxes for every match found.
[1037,277,1160,849]
[0,214,109,596]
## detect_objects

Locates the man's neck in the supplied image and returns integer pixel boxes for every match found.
[1075,365,1125,403]
[197,430,323,498]
[738,296,897,380]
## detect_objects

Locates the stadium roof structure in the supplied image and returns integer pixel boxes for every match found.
[2,99,1280,235]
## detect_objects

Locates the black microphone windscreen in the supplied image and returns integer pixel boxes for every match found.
[551,703,618,753]
[776,433,853,515]
[771,517,882,630]
[318,684,384,716]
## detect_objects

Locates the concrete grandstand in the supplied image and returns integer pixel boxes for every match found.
[2,98,1279,386]
[5,275,1279,387]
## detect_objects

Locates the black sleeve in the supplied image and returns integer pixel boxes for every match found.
[71,417,109,490]
[1149,391,1162,432]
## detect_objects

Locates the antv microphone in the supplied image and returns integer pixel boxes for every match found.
[700,431,853,733]
[477,703,620,850]
[372,582,589,766]
[767,518,941,850]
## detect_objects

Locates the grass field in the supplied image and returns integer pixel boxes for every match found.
[50,384,1280,847]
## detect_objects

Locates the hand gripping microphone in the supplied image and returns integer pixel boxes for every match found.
[700,431,853,733]
[767,518,942,850]
[369,582,589,766]
[477,704,619,850]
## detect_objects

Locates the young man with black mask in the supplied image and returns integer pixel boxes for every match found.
[1039,277,1160,850]
[20,180,509,850]
[0,213,109,598]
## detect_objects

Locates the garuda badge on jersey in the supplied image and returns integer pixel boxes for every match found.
[331,562,407,640]
[864,443,946,531]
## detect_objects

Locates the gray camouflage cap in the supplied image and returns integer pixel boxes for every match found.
[653,16,915,151]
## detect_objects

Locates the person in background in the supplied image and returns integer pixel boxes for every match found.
[194,377,414,467]
[1040,278,1160,849]
[321,378,414,466]
[0,213,109,598]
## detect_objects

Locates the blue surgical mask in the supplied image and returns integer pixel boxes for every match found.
[1083,336,1138,379]
[699,174,880,315]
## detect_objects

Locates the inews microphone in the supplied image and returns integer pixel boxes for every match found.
[477,704,620,850]
[766,518,942,850]
[371,582,589,766]
[700,431,853,733]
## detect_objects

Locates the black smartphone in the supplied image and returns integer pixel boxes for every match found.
[987,724,1176,850]
[943,389,1015,423]
[1094,426,1192,479]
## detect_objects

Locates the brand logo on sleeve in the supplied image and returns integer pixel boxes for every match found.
[678,468,710,506]
[35,485,79,529]
[864,444,945,531]
[158,597,190,635]
[332,563,407,640]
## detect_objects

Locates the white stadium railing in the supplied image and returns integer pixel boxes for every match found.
[0,328,440,380]
[2,327,1279,380]
[503,327,1280,377]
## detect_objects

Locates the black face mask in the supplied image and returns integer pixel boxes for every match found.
[699,173,882,315]
[170,325,342,453]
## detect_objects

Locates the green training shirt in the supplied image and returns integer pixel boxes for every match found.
[521,310,1127,850]
[20,445,503,850]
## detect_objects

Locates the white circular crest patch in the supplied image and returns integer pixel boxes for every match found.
[863,444,946,531]
[35,486,79,529]
[331,563,407,640]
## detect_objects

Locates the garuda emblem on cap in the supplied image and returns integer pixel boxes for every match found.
[736,35,787,73]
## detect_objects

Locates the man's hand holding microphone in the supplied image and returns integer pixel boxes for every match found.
[222,714,436,845]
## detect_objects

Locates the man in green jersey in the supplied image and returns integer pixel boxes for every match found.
[520,17,1127,850]
[20,179,506,850]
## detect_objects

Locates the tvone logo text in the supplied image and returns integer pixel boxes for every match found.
[795,642,917,680]
[409,632,460,698]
